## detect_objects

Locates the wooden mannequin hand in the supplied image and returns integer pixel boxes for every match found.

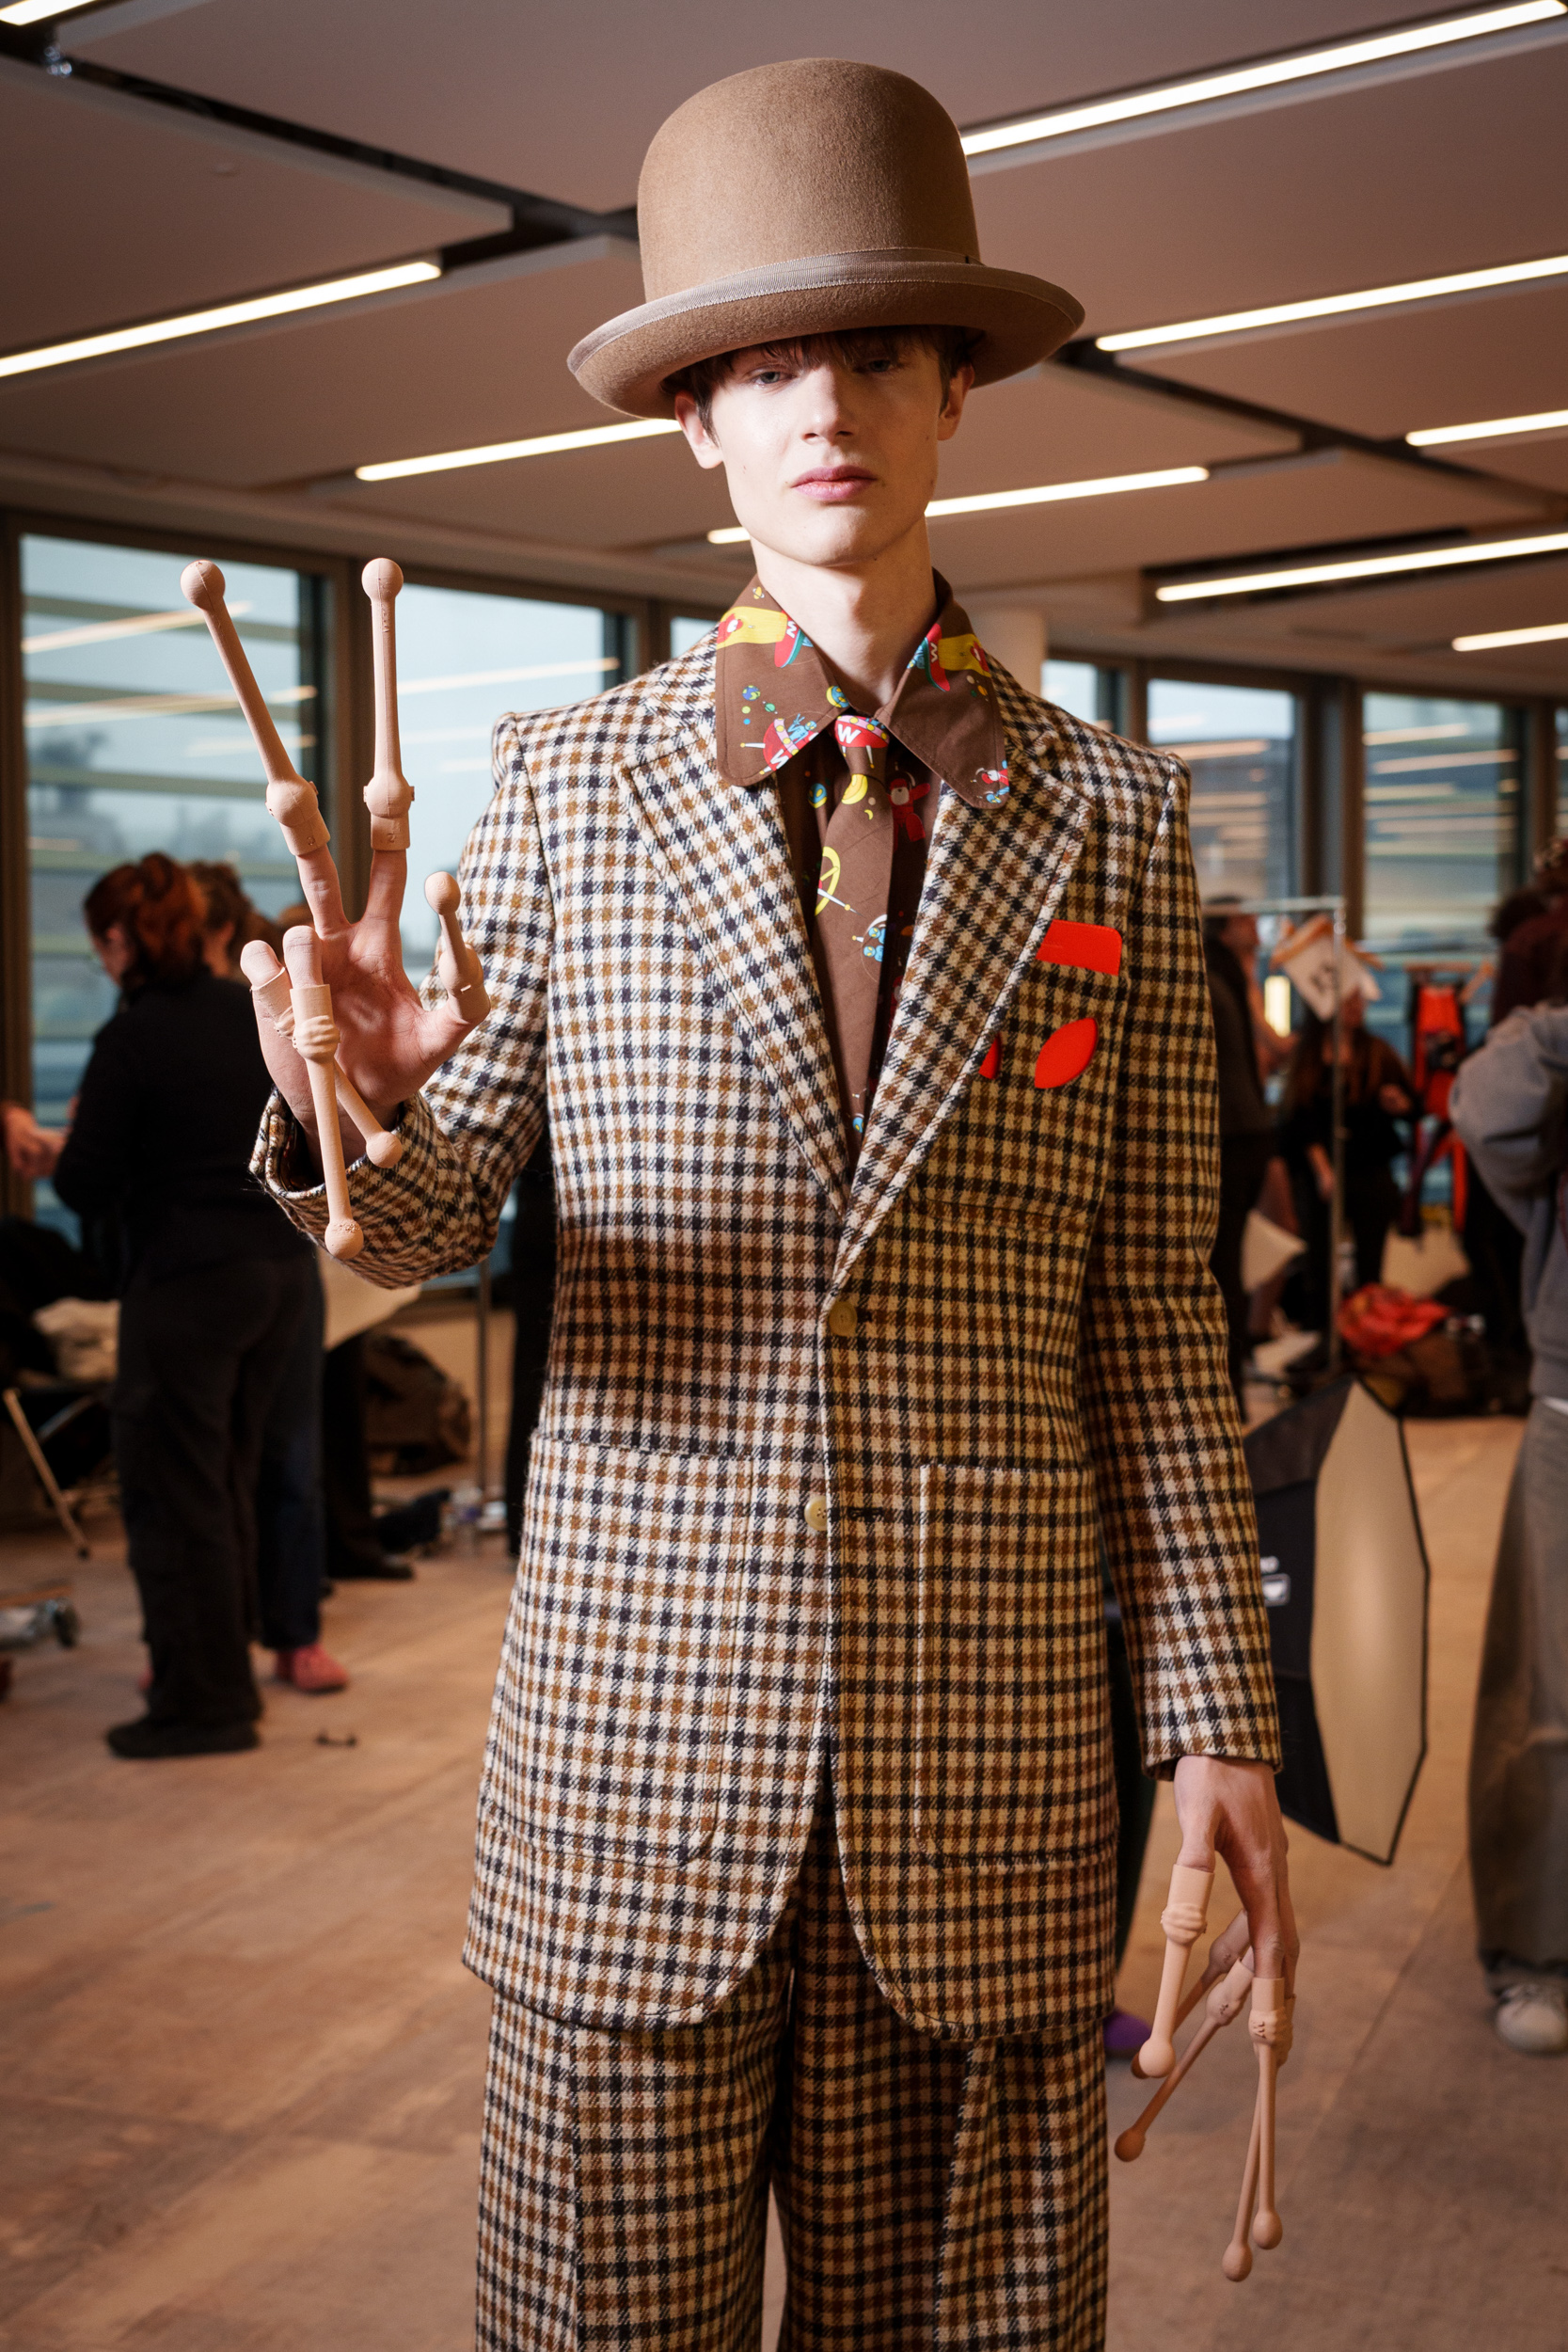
[1173,1756,1298,1995]
[252,851,478,1167]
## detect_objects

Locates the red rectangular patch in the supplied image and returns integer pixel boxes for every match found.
[1036,919,1122,977]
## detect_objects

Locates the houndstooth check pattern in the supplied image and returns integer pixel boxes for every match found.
[475,1791,1107,2351]
[257,636,1279,2039]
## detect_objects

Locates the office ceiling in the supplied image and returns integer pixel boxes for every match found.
[3,0,1568,691]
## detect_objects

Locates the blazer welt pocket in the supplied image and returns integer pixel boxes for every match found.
[508,1438,752,1864]
[913,1461,1105,1867]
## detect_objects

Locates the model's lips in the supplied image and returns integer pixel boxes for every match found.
[791,467,877,501]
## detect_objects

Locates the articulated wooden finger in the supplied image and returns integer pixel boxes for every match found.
[1223,2096,1262,2282]
[239,938,294,1036]
[1137,1862,1213,2078]
[1174,1907,1249,2032]
[181,562,330,858]
[1115,1954,1253,2160]
[424,872,491,1023]
[362,559,415,854]
[281,929,363,1262]
[333,1068,403,1168]
[1250,1978,1287,2249]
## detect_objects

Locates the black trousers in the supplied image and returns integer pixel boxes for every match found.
[113,1252,316,1727]
[321,1331,386,1576]
[1212,1133,1275,1405]
[255,1268,325,1651]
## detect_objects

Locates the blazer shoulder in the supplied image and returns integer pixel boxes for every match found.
[990,664,1183,809]
[491,638,714,787]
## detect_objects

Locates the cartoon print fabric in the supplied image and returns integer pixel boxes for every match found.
[715,574,1008,1153]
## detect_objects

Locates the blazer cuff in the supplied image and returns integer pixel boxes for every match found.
[251,1090,444,1289]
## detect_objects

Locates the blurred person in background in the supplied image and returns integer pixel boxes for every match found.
[1203,899,1284,1405]
[191,863,349,1687]
[48,853,342,1756]
[1450,970,1568,2055]
[1279,992,1413,1330]
[1491,837,1568,1026]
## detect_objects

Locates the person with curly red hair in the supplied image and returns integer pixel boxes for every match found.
[53,854,344,1756]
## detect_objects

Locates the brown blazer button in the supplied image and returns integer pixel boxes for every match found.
[827,1298,859,1338]
[803,1494,829,1534]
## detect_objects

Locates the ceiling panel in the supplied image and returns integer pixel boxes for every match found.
[71,0,1403,215]
[929,450,1542,598]
[972,41,1568,342]
[1102,552,1568,694]
[1114,282,1568,453]
[0,242,643,486]
[0,60,506,354]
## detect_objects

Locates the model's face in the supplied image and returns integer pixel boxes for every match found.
[1221,914,1259,961]
[674,345,971,569]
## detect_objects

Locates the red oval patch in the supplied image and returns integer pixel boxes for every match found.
[1034,1017,1098,1090]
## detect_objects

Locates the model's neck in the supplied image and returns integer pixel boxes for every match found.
[751,527,939,712]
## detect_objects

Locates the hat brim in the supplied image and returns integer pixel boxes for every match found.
[568,247,1085,418]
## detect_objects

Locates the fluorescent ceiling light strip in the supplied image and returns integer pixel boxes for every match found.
[0,262,440,382]
[1452,619,1568,647]
[356,419,681,481]
[0,0,103,19]
[960,3,1564,156]
[927,466,1208,516]
[707,465,1208,541]
[24,686,314,726]
[1099,250,1568,352]
[1156,530,1568,601]
[1409,404,1568,445]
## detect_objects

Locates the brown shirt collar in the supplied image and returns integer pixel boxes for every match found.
[712,573,1011,809]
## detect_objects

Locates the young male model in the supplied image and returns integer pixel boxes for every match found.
[256,58,1294,2349]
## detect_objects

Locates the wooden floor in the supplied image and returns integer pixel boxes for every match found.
[1,1394,1559,2350]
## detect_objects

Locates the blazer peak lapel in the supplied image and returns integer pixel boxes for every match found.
[621,725,849,1214]
[834,733,1092,1280]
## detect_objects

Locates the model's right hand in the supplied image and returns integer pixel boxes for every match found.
[249,844,480,1166]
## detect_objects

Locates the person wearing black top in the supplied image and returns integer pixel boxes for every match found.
[1278,993,1414,1331]
[1203,903,1279,1404]
[52,855,319,1758]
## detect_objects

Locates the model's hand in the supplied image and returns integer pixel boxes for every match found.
[1173,1755,1297,1993]
[249,846,478,1162]
[1378,1082,1411,1116]
[1,1102,65,1179]
[1307,1142,1334,1201]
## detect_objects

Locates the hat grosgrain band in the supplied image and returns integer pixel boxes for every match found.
[567,59,1085,420]
[571,246,1083,421]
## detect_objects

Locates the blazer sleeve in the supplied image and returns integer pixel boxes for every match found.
[1077,758,1281,1775]
[253,718,553,1288]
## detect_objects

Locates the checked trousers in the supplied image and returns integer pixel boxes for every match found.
[476,1791,1108,2351]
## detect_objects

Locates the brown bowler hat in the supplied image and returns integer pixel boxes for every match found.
[569,58,1084,419]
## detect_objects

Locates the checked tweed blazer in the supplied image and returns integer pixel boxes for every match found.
[260,638,1280,2041]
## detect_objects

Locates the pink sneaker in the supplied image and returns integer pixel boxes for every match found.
[274,1644,350,1694]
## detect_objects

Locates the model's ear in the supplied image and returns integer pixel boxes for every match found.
[673,392,725,470]
[938,362,974,442]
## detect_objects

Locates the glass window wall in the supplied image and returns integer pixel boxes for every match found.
[1362,692,1521,946]
[1147,676,1297,903]
[1043,659,1122,732]
[22,532,323,1231]
[392,584,630,980]
[670,614,717,657]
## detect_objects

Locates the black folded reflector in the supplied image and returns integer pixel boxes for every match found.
[1243,1377,1430,1865]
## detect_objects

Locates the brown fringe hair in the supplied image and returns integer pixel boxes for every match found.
[667,324,975,433]
[83,854,206,993]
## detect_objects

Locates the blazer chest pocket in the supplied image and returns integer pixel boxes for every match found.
[506,1438,752,1864]
[914,1461,1108,1867]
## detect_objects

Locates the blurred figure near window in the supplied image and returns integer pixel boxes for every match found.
[1279,993,1414,1330]
[1492,836,1568,1026]
[1203,900,1286,1405]
[50,854,344,1758]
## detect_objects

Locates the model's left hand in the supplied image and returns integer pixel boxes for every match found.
[1173,1755,1298,1992]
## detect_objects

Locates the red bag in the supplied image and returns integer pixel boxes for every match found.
[1338,1282,1448,1360]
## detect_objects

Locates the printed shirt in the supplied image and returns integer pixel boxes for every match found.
[713,574,1009,1156]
